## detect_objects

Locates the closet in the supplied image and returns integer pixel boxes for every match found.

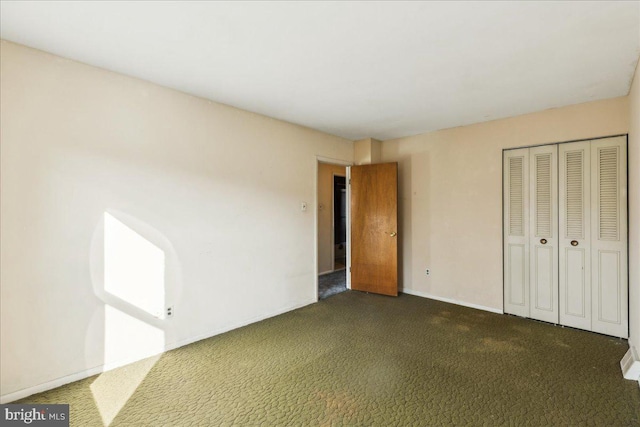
[503,136,628,338]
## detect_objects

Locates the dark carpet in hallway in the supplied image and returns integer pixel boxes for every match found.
[19,292,640,426]
[318,269,346,300]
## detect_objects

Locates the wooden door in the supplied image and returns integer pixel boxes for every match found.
[503,148,530,317]
[559,141,592,331]
[350,163,398,296]
[529,145,559,324]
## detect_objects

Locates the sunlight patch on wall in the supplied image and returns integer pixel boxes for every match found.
[104,212,165,318]
[103,305,165,366]
[91,305,165,426]
[90,213,169,426]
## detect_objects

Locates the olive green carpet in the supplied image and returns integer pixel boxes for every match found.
[19,292,640,426]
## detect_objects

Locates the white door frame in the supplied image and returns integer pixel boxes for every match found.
[315,156,353,302]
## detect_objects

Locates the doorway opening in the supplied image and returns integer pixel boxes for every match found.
[333,175,347,271]
[316,159,351,300]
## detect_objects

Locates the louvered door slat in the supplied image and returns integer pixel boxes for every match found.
[509,157,524,236]
[564,150,584,239]
[598,147,619,241]
[535,153,552,237]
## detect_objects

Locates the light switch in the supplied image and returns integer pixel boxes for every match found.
[301,202,307,212]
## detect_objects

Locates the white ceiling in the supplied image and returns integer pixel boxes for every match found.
[1,1,639,140]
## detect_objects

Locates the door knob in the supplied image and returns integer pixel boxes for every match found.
[571,240,579,246]
[390,232,397,237]
[540,238,547,244]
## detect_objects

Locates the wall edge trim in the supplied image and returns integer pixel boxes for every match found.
[401,288,504,314]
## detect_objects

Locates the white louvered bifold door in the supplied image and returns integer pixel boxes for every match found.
[505,137,627,336]
[559,141,592,331]
[529,145,559,324]
[590,136,628,337]
[503,149,529,317]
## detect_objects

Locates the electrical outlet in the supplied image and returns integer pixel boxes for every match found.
[166,306,174,317]
[425,269,430,276]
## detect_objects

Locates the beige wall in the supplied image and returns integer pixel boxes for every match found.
[354,138,382,165]
[0,41,353,400]
[628,64,640,350]
[317,163,346,274]
[382,97,630,312]
[370,138,382,164]
[354,138,371,165]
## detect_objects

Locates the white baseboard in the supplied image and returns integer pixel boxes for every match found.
[400,288,503,314]
[0,299,314,404]
[0,365,106,405]
[621,346,640,382]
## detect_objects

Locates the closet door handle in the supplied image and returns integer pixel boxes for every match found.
[570,240,579,246]
[540,239,547,245]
